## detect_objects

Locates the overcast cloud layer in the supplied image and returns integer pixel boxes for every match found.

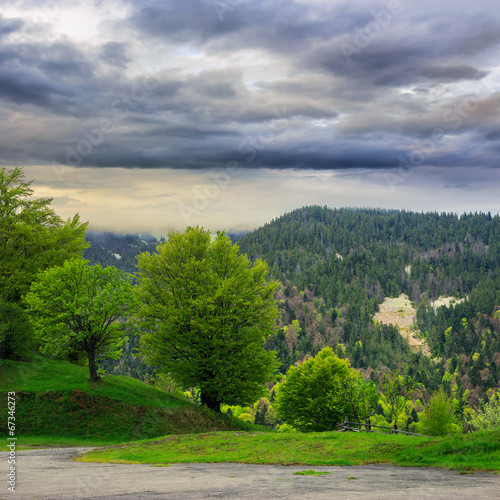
[1,0,500,232]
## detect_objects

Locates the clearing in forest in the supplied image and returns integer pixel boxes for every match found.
[373,294,430,355]
[430,296,465,310]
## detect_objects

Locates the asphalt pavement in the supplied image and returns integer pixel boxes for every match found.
[1,447,499,499]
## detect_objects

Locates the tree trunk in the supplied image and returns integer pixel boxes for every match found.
[201,392,221,412]
[87,348,100,382]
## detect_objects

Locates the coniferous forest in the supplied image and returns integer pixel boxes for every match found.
[84,206,500,429]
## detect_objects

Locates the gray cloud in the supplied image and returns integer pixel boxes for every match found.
[99,42,131,69]
[0,40,99,115]
[0,15,23,37]
[0,0,499,178]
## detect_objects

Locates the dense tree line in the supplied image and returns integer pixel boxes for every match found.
[237,206,500,419]
[5,167,498,433]
[0,168,88,360]
[83,232,158,273]
[85,206,500,418]
[237,206,500,304]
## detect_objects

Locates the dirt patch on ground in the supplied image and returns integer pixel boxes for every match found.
[374,294,430,355]
[430,296,465,310]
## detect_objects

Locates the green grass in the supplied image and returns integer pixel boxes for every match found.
[3,356,499,473]
[0,355,187,408]
[391,430,500,471]
[77,429,500,472]
[0,357,262,442]
[11,436,124,449]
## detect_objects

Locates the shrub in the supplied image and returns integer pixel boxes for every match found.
[418,389,458,436]
[274,347,352,432]
[467,392,500,431]
[0,300,34,360]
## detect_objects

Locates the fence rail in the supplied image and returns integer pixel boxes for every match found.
[340,417,430,437]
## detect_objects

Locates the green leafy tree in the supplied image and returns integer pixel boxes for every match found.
[274,347,352,432]
[419,389,458,436]
[0,299,34,360]
[0,167,88,303]
[25,260,136,381]
[381,371,416,428]
[341,371,380,426]
[136,227,280,412]
[264,406,278,427]
[467,392,500,431]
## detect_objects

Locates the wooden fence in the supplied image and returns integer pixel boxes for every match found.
[340,417,430,437]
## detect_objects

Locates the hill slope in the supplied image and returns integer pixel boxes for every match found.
[237,207,500,407]
[0,357,257,442]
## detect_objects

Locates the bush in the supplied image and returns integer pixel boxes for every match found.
[276,423,297,433]
[418,389,458,436]
[0,300,34,360]
[238,412,254,423]
[274,347,352,432]
[467,392,500,431]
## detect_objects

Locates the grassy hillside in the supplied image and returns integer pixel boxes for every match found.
[0,356,259,444]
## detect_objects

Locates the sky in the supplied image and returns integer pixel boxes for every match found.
[1,0,500,234]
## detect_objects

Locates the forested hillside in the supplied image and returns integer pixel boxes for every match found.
[236,207,500,410]
[86,206,500,417]
[84,231,159,273]
[238,207,500,302]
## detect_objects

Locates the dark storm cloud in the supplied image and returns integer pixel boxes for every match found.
[130,0,245,43]
[310,13,500,88]
[0,40,99,113]
[99,42,131,69]
[0,15,23,37]
[128,0,418,89]
[129,0,367,48]
[421,65,489,82]
[0,0,499,175]
[0,67,68,108]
